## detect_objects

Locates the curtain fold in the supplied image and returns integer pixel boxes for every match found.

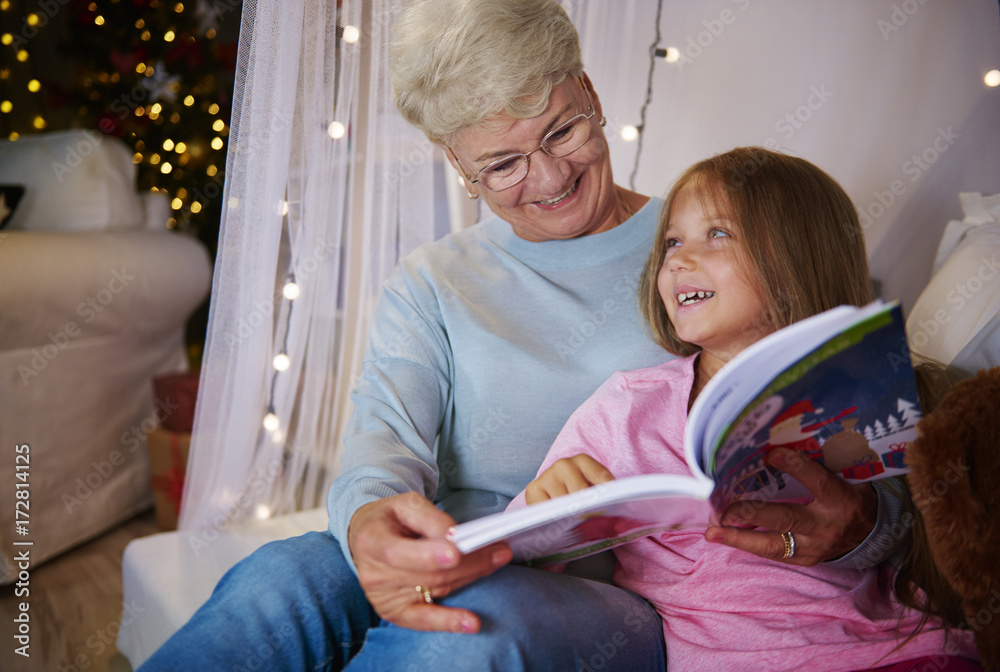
[179,0,440,532]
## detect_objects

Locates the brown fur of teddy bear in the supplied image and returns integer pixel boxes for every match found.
[907,366,1000,670]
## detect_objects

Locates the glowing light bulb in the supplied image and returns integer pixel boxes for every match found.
[986,70,1000,88]
[662,47,680,63]
[164,30,176,42]
[163,138,175,150]
[342,25,360,44]
[183,95,194,106]
[327,121,346,139]
[280,200,289,215]
[0,101,11,113]
[211,137,224,150]
[190,201,202,213]
[621,125,640,142]
[255,504,272,519]
[171,197,183,209]
[27,79,39,92]
[212,119,225,132]
[263,412,280,432]
[282,282,300,300]
[160,162,173,174]
[273,353,291,371]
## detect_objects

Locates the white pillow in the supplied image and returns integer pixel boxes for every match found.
[907,192,1000,370]
[0,130,145,232]
[141,191,172,231]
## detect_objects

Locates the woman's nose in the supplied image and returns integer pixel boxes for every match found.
[527,150,571,192]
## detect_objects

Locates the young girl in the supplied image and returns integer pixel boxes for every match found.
[506,147,980,671]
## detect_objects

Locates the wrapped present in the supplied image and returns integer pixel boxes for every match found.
[146,427,191,530]
[152,369,201,433]
[841,454,886,480]
[881,442,907,469]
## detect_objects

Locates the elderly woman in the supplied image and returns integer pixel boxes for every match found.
[139,1,908,670]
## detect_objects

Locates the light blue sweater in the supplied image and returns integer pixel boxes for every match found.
[327,199,671,565]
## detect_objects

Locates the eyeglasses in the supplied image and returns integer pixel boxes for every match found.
[449,81,601,192]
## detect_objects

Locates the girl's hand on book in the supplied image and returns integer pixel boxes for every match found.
[705,447,877,565]
[525,454,615,505]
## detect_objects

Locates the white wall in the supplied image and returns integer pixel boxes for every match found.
[573,0,1000,313]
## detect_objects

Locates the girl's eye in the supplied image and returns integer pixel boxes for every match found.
[665,238,680,249]
[709,228,730,240]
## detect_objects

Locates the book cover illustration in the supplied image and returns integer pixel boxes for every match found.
[708,303,919,512]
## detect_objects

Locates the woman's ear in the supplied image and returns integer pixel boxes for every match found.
[442,144,479,200]
[443,143,469,179]
[581,72,604,120]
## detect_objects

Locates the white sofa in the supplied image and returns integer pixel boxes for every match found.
[0,130,213,582]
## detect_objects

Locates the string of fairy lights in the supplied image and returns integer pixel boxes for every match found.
[251,21,359,520]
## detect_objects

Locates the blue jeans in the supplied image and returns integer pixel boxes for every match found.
[137,530,666,671]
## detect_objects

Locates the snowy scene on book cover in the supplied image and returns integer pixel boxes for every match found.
[710,305,918,509]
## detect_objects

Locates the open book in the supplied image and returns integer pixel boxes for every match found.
[449,300,921,566]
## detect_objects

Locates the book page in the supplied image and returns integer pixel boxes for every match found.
[450,472,713,563]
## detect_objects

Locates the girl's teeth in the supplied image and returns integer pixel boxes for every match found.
[678,291,716,305]
[538,181,577,205]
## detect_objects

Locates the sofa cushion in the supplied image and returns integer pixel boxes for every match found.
[0,130,145,232]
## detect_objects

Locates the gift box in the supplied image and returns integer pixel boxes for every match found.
[881,443,907,469]
[146,427,191,530]
[841,456,886,480]
[151,369,201,433]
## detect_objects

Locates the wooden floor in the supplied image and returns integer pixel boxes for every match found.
[0,509,160,672]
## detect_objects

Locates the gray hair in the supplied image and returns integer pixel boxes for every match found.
[389,0,584,144]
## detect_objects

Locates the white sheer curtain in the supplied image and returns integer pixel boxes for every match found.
[179,0,441,532]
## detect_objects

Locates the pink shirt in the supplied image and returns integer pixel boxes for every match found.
[508,355,977,671]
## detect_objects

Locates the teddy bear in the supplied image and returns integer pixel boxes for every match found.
[906,366,1000,670]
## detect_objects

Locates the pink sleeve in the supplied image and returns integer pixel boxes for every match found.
[506,489,528,513]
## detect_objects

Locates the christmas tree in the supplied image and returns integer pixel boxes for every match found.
[57,0,239,261]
